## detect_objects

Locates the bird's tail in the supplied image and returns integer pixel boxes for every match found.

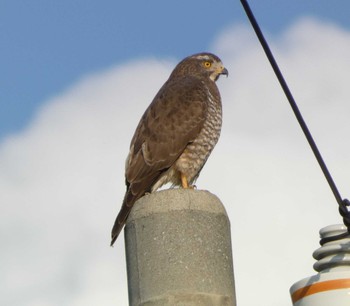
[111,173,160,246]
[110,216,125,247]
[110,189,139,246]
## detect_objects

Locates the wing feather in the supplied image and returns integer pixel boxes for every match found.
[126,76,208,183]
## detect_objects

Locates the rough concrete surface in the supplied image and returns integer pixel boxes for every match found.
[124,189,236,306]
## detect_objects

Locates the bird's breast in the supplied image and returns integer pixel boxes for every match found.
[175,85,222,182]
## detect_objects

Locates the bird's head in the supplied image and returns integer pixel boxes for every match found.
[172,52,228,81]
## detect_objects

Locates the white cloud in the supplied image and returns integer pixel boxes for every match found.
[1,18,350,306]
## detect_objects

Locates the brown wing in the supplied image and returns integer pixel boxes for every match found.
[110,76,209,245]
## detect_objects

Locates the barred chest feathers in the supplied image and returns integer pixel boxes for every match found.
[175,82,222,182]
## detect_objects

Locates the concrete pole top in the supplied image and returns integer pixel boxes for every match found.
[127,189,228,222]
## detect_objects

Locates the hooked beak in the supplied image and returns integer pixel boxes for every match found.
[220,67,229,77]
[213,66,229,81]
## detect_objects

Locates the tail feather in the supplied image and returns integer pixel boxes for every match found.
[110,191,135,246]
[110,219,124,246]
[110,185,147,246]
[111,173,162,246]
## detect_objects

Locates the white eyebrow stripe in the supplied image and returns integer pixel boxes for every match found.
[193,55,211,60]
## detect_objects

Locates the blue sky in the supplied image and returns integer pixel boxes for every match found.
[2,0,350,141]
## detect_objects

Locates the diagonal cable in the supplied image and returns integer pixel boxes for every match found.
[239,0,350,237]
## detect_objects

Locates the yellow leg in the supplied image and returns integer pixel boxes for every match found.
[181,173,189,189]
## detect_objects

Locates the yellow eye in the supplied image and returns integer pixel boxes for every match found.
[204,61,211,68]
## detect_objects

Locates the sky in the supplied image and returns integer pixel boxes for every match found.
[1,1,350,306]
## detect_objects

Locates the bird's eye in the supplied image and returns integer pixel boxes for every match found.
[204,61,211,68]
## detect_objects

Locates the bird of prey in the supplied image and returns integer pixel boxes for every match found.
[111,52,228,246]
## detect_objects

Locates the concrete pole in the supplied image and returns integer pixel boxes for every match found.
[124,189,236,306]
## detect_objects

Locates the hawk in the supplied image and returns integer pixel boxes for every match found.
[111,52,228,246]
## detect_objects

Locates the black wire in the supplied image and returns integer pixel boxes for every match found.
[239,0,350,237]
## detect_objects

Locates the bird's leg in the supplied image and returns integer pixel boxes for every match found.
[181,173,189,189]
[181,173,196,189]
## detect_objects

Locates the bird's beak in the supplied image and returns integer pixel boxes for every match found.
[220,67,229,77]
[213,66,229,81]
[213,66,228,81]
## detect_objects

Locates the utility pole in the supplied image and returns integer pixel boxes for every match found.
[124,189,236,306]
